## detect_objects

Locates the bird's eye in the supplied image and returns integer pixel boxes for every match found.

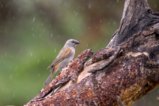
[72,41,76,43]
[72,40,79,44]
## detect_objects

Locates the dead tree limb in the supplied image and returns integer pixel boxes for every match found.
[25,0,159,106]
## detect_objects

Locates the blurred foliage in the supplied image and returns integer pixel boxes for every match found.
[0,0,159,106]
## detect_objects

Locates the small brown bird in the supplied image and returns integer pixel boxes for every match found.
[45,39,80,85]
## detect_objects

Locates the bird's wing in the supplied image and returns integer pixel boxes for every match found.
[48,47,72,69]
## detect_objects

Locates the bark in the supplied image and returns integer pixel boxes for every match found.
[25,0,159,106]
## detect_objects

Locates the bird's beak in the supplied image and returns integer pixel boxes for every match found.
[74,40,80,45]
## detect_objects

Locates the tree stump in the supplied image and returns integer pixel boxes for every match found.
[25,0,159,106]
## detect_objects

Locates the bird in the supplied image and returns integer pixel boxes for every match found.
[45,39,80,85]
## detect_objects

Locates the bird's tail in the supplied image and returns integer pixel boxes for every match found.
[44,65,60,86]
[44,74,52,86]
[44,70,59,86]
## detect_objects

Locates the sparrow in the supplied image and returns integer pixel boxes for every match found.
[45,39,80,85]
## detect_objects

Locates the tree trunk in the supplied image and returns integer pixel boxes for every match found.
[25,0,159,106]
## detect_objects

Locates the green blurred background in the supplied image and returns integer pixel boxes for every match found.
[0,0,159,106]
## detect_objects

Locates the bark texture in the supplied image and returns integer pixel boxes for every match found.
[25,0,159,106]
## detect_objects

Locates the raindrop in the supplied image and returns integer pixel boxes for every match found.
[88,3,92,9]
[54,49,57,53]
[50,33,54,38]
[29,52,33,57]
[32,16,36,22]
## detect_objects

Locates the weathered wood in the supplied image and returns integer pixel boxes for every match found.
[25,0,159,106]
[108,0,158,47]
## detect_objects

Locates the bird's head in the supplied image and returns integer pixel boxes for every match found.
[65,39,80,47]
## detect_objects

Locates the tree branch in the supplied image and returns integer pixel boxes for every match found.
[25,0,159,106]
